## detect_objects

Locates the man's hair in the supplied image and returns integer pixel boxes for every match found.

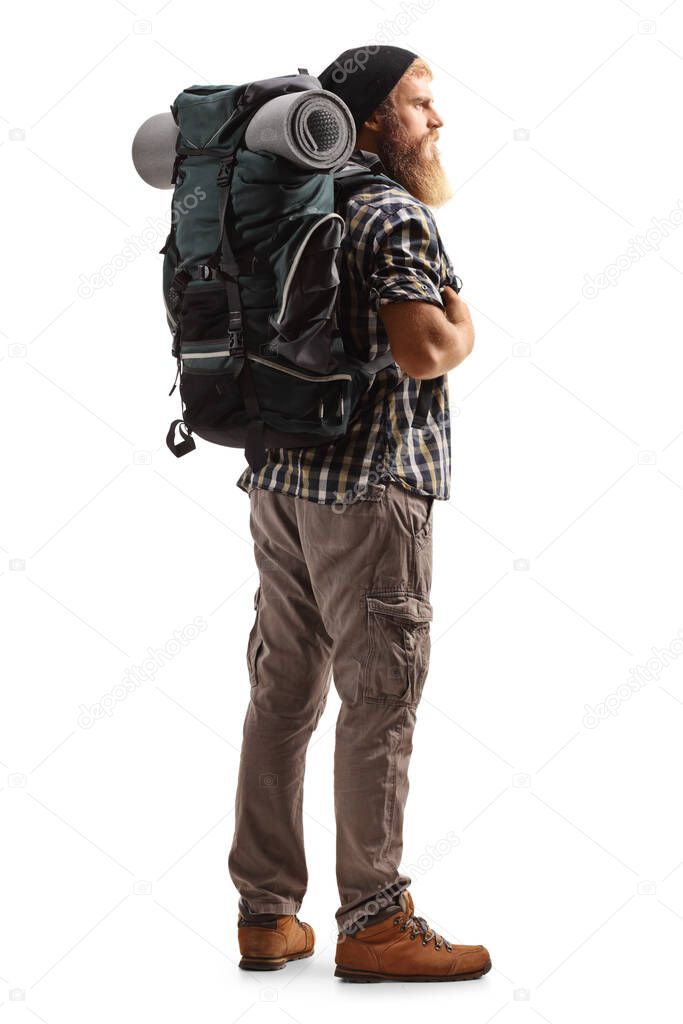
[375,57,433,119]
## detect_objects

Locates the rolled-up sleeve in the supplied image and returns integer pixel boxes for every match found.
[442,248,463,293]
[366,204,447,313]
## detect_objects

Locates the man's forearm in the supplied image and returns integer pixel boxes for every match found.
[412,318,475,379]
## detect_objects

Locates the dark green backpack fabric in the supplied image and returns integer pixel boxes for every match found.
[161,73,401,470]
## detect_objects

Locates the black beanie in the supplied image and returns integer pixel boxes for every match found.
[318,45,419,132]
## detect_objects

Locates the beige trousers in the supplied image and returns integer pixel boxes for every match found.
[228,480,434,934]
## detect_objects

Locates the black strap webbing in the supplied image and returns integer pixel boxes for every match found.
[215,149,243,278]
[166,419,196,458]
[238,359,267,472]
[412,381,434,428]
[212,137,266,470]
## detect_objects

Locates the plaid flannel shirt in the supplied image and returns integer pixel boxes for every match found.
[236,150,460,506]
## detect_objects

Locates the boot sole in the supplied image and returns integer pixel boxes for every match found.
[239,949,314,971]
[334,958,492,983]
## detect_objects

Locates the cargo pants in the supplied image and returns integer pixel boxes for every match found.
[228,480,434,935]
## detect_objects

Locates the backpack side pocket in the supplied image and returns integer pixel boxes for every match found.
[267,213,345,375]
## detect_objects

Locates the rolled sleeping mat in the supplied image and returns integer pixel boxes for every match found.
[244,89,355,172]
[132,111,178,189]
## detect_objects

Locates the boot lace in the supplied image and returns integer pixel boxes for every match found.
[393,911,452,951]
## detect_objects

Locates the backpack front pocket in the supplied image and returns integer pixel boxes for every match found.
[178,281,244,374]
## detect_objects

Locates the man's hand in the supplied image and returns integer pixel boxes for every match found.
[441,284,474,362]
[442,286,474,332]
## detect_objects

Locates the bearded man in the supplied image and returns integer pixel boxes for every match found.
[230,44,491,984]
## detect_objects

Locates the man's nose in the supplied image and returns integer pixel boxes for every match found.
[429,108,444,129]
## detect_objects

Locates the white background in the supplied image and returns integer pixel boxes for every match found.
[2,0,683,1018]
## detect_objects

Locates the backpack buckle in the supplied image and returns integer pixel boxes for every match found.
[217,155,235,188]
[171,153,186,185]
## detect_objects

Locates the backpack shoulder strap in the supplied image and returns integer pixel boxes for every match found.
[333,152,401,206]
[333,154,404,377]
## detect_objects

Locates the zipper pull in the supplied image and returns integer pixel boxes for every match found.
[168,359,180,396]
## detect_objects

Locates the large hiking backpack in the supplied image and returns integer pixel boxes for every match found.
[160,70,403,471]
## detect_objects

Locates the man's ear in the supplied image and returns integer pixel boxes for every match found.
[362,112,383,135]
[356,113,382,150]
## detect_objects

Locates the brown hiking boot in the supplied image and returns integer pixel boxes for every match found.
[334,890,491,983]
[237,911,315,971]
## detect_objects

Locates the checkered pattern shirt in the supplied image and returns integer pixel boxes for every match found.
[236,152,459,505]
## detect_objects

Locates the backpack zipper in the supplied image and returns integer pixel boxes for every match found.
[247,352,352,383]
[164,293,178,329]
[165,293,352,383]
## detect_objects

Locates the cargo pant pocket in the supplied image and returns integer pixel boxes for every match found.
[362,590,432,707]
[246,584,263,686]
